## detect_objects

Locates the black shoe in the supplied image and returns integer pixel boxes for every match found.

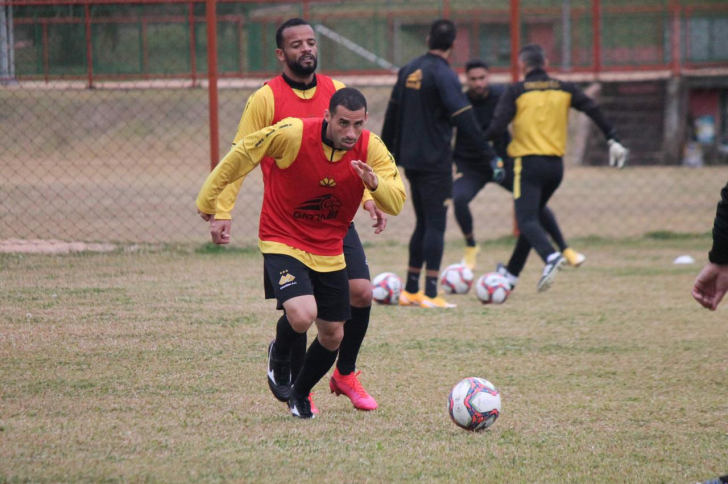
[267,340,291,402]
[288,392,314,419]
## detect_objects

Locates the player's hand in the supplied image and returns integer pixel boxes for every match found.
[197,209,214,222]
[608,139,628,169]
[363,200,387,235]
[210,218,231,245]
[691,262,728,311]
[352,160,378,191]
[490,157,505,184]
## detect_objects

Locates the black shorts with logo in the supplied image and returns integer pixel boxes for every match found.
[343,222,370,281]
[263,253,351,322]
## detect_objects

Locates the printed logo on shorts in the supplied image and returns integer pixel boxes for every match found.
[278,270,296,289]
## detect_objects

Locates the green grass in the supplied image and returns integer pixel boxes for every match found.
[1,236,726,483]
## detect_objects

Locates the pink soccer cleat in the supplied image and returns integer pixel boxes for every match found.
[329,368,378,411]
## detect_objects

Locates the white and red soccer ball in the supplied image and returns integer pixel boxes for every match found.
[448,377,501,431]
[475,272,511,304]
[371,272,402,305]
[439,263,474,295]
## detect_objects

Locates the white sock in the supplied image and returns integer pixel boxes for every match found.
[546,252,561,263]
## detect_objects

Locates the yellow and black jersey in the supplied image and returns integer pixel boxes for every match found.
[485,68,617,158]
[196,117,406,271]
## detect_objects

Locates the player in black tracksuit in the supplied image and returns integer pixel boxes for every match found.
[484,44,627,292]
[381,20,502,308]
[692,181,728,311]
[453,59,580,284]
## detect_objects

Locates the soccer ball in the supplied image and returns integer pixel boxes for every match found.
[371,272,402,305]
[475,272,511,304]
[448,377,501,431]
[439,263,474,295]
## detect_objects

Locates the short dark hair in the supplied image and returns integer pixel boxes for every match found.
[427,19,456,51]
[519,43,546,70]
[329,87,367,114]
[465,59,489,72]
[276,18,311,49]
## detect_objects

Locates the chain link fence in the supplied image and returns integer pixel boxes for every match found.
[2,0,728,249]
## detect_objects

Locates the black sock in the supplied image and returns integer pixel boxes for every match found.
[273,314,300,358]
[425,275,438,298]
[465,235,476,247]
[405,270,420,294]
[290,331,307,382]
[292,338,338,397]
[336,305,371,375]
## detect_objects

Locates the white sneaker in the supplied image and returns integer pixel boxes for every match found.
[537,254,566,293]
[496,263,519,290]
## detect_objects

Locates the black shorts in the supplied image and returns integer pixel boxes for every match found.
[263,253,351,322]
[343,223,370,281]
[454,157,515,193]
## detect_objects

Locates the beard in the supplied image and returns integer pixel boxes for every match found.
[286,54,318,76]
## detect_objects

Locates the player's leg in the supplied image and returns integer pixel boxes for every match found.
[534,158,567,291]
[498,158,526,288]
[419,170,455,308]
[402,169,426,305]
[331,223,378,411]
[513,158,556,263]
[453,162,488,269]
[539,207,586,267]
[500,235,530,289]
[288,268,350,419]
[513,157,564,292]
[264,254,317,403]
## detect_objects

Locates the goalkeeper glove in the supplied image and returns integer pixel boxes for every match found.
[608,139,628,169]
[490,157,505,183]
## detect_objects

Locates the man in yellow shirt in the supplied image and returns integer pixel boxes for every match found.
[196,88,405,419]
[485,44,627,292]
[207,18,386,412]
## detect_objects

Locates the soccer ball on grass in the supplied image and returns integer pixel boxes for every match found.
[475,272,511,304]
[448,377,501,431]
[371,272,402,305]
[439,263,474,295]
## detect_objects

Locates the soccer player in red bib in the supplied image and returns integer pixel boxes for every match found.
[208,19,387,412]
[196,88,405,419]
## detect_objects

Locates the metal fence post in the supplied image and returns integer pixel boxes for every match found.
[592,0,601,75]
[189,2,197,87]
[510,0,520,83]
[0,4,10,82]
[671,0,681,77]
[85,3,93,88]
[206,0,219,170]
[510,0,520,237]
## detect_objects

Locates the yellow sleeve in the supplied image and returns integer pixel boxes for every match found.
[364,133,406,216]
[196,118,303,215]
[215,85,276,220]
[332,79,346,91]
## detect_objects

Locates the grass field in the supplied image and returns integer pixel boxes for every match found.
[1,235,727,483]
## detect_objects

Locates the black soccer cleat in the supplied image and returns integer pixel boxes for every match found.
[288,393,315,419]
[267,340,291,403]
